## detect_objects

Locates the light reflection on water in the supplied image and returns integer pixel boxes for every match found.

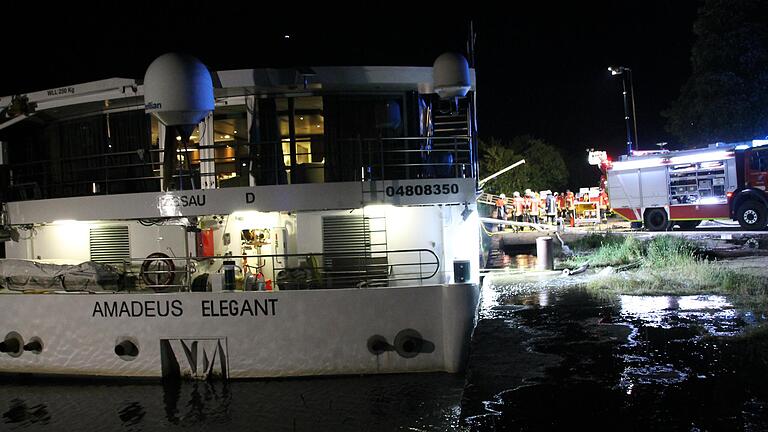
[619,294,742,336]
[509,253,537,270]
[468,274,768,429]
[620,294,733,316]
[616,295,753,392]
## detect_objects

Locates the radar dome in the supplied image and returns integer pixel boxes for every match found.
[432,52,471,99]
[143,53,214,127]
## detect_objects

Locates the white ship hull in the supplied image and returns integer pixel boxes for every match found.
[0,283,478,379]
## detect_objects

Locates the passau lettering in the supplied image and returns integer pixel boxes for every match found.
[159,194,207,208]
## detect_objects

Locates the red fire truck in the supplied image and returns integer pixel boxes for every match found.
[595,140,768,231]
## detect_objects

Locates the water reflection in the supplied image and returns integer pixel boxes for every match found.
[2,399,50,427]
[503,253,537,270]
[620,294,742,336]
[163,380,232,426]
[118,401,146,430]
[0,372,464,431]
[620,294,733,316]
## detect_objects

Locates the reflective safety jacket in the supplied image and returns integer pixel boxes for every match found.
[514,197,524,216]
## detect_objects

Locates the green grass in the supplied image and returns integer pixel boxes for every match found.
[567,233,626,251]
[567,235,768,310]
[563,235,644,267]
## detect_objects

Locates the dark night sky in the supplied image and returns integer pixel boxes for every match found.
[1,2,701,186]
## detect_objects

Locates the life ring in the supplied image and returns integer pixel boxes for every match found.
[140,252,176,289]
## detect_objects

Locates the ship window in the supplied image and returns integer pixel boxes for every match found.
[277,96,324,184]
[213,106,249,187]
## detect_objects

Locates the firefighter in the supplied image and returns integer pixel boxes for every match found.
[529,190,539,225]
[513,191,524,228]
[523,189,532,227]
[557,192,566,220]
[599,189,609,222]
[494,193,507,231]
[546,191,557,224]
[565,189,576,224]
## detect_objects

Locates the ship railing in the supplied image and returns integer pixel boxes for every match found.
[118,248,440,292]
[7,135,475,200]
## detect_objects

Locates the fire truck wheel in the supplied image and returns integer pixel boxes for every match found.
[736,201,767,230]
[643,208,670,231]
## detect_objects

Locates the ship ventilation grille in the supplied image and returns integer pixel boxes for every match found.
[322,216,372,263]
[90,225,130,267]
[321,215,388,288]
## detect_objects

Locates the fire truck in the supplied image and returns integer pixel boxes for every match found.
[593,140,768,231]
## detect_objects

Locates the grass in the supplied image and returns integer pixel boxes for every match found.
[565,234,768,310]
[563,234,643,267]
[567,233,626,251]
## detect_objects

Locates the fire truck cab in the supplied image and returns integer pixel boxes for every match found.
[604,140,768,231]
[731,141,768,228]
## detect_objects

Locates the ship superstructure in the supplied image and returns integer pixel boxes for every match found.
[0,53,481,379]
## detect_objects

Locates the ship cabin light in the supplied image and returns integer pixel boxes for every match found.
[52,219,78,225]
[230,211,280,228]
[362,204,394,217]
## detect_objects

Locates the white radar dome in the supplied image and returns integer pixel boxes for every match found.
[143,53,214,127]
[433,52,471,99]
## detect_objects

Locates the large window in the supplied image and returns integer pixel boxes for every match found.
[213,106,248,187]
[149,106,249,188]
[276,96,324,183]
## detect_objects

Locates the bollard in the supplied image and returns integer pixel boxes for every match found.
[536,236,554,271]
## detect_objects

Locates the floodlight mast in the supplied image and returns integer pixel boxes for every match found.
[608,66,638,154]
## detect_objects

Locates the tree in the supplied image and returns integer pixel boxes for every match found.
[664,0,768,145]
[479,136,568,195]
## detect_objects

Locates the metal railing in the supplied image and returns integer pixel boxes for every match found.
[7,135,475,200]
[118,248,441,292]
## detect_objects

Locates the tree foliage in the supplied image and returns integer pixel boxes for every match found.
[479,135,568,195]
[664,0,768,145]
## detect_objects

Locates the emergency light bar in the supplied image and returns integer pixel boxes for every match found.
[668,150,733,165]
[610,157,664,171]
[735,139,768,150]
[610,150,734,172]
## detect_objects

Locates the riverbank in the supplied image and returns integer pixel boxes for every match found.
[559,233,768,310]
[465,239,768,429]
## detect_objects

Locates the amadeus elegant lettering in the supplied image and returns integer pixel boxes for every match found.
[92,299,183,318]
[91,298,279,318]
[201,298,278,317]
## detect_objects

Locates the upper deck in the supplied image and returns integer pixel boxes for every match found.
[0,65,478,223]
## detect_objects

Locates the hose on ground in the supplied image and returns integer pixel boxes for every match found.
[563,261,589,276]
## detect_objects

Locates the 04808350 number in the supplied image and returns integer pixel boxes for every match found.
[385,183,459,197]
